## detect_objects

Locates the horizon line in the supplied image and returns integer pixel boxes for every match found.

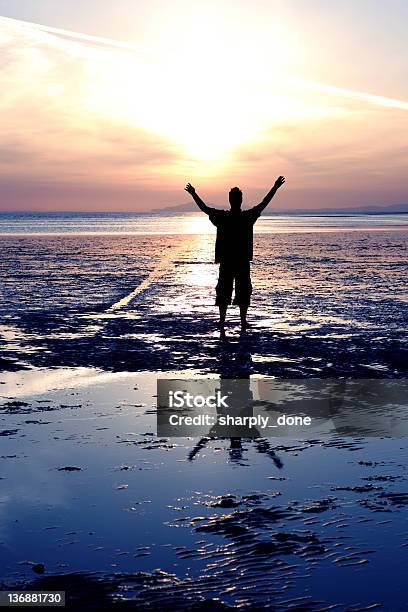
[0,208,407,215]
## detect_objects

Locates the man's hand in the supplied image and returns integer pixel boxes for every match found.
[274,176,285,189]
[185,183,196,195]
[252,175,286,215]
[184,183,211,214]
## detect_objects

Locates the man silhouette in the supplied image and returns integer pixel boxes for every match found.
[185,176,285,332]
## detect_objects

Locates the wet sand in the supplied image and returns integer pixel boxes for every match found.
[0,231,407,376]
[0,230,407,609]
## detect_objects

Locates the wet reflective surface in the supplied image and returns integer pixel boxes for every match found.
[0,369,407,609]
[0,231,407,377]
[0,228,407,608]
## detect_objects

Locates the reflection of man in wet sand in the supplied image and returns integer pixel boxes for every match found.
[185,177,285,332]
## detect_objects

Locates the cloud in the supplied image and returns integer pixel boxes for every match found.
[0,16,184,210]
[0,15,407,211]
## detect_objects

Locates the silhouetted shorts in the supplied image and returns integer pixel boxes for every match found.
[215,259,252,306]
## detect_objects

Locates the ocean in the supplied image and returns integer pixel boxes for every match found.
[0,211,407,234]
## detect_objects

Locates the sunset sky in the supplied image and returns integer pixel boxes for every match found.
[0,0,407,211]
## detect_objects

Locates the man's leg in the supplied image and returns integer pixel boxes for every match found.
[219,305,228,328]
[215,261,233,330]
[239,305,249,329]
[234,261,252,330]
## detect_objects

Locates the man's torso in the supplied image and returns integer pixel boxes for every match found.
[209,209,259,263]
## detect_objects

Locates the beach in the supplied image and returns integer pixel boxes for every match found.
[0,214,407,609]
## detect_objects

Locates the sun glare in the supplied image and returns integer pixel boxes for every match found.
[84,11,306,163]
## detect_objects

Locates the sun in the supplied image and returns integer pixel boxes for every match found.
[85,11,298,162]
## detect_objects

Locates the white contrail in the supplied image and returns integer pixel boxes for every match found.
[0,15,152,58]
[296,78,408,111]
[2,15,407,111]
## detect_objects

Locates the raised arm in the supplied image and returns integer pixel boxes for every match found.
[251,176,285,215]
[185,183,212,215]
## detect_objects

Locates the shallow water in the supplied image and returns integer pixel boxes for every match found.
[0,369,407,609]
[0,231,406,376]
[0,228,407,608]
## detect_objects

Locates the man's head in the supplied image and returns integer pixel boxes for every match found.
[229,187,243,211]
